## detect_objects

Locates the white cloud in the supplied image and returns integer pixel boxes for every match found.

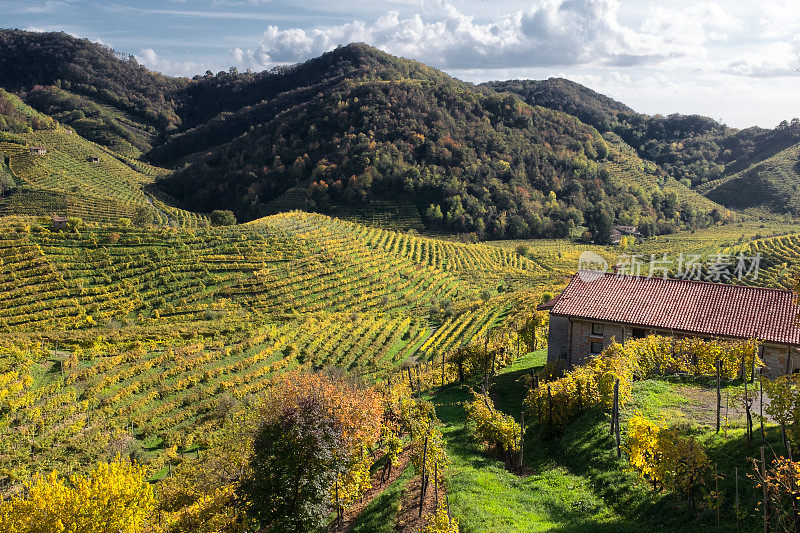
[725,36,800,77]
[756,0,800,39]
[641,3,742,48]
[234,0,686,70]
[135,48,199,76]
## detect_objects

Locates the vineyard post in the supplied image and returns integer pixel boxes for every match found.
[547,385,553,438]
[613,379,621,458]
[759,369,765,444]
[745,378,752,442]
[408,367,413,392]
[789,445,800,533]
[741,353,745,381]
[610,380,617,436]
[761,446,770,533]
[434,462,438,506]
[519,410,525,470]
[716,358,721,434]
[419,436,429,518]
[336,481,341,529]
[441,351,445,387]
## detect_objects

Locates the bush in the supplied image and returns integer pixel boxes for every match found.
[210,210,237,226]
[0,460,154,533]
[465,392,520,463]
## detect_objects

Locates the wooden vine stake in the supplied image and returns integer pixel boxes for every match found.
[336,480,341,529]
[547,385,553,438]
[613,378,621,458]
[419,436,429,518]
[761,446,769,533]
[519,410,525,470]
[441,351,445,387]
[716,358,721,434]
[434,462,439,506]
[760,369,765,444]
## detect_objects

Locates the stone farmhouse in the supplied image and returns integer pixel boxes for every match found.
[540,272,800,377]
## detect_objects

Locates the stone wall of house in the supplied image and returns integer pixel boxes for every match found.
[547,315,570,365]
[760,344,800,378]
[546,316,800,377]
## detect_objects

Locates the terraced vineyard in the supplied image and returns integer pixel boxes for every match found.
[732,232,800,289]
[0,128,194,225]
[0,211,559,492]
[1,130,152,203]
[703,142,800,215]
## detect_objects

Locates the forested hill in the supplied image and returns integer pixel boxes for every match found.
[487,78,800,192]
[6,29,800,238]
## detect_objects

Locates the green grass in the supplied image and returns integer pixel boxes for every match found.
[426,352,778,532]
[431,373,626,532]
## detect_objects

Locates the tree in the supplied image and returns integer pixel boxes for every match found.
[585,204,614,244]
[0,171,14,198]
[426,203,444,224]
[210,209,237,226]
[237,372,382,532]
[133,206,155,227]
[239,397,342,533]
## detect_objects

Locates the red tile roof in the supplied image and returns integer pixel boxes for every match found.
[550,272,800,345]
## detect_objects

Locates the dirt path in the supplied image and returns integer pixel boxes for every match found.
[329,446,412,533]
[394,462,444,532]
[672,383,775,425]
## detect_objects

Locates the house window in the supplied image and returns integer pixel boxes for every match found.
[591,323,604,337]
[590,341,603,354]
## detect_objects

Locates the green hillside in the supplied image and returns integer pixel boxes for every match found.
[0,33,741,239]
[703,142,800,214]
[488,79,800,192]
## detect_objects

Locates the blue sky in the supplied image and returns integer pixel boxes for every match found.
[5,0,799,128]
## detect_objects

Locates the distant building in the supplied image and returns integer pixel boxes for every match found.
[542,272,800,377]
[29,147,47,155]
[89,156,100,163]
[50,216,68,231]
[610,225,641,244]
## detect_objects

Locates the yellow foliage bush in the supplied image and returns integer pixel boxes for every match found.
[423,500,459,533]
[464,392,520,454]
[525,335,761,438]
[0,460,154,533]
[626,414,710,502]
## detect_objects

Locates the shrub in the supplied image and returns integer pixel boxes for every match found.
[0,460,154,533]
[210,210,237,226]
[465,392,520,463]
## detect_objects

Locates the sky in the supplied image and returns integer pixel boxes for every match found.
[5,0,799,129]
